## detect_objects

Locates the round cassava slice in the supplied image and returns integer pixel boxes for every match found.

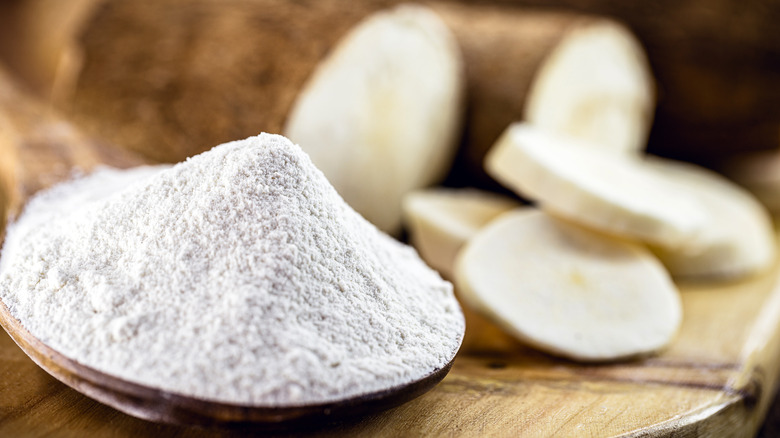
[455,209,682,361]
[485,123,707,251]
[285,4,464,234]
[524,20,654,156]
[427,2,654,190]
[643,158,776,280]
[402,188,520,279]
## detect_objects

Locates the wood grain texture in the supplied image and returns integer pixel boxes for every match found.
[2,254,780,436]
[0,63,143,228]
[57,0,395,163]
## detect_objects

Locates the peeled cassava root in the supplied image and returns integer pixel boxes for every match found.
[486,123,776,280]
[455,209,682,361]
[402,188,520,279]
[284,4,464,234]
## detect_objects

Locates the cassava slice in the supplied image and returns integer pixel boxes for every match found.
[524,20,654,155]
[402,188,523,353]
[284,4,463,234]
[643,157,776,280]
[485,123,707,250]
[402,188,520,279]
[430,2,653,188]
[455,209,682,361]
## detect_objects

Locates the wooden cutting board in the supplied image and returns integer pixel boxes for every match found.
[2,252,780,437]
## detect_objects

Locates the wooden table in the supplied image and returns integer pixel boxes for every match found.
[2,253,780,437]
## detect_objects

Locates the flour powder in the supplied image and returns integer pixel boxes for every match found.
[0,133,464,406]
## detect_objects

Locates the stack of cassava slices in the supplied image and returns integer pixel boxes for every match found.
[404,123,776,361]
[401,0,776,360]
[9,0,776,362]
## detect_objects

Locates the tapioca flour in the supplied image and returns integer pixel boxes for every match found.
[0,133,464,405]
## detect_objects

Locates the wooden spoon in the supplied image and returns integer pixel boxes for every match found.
[0,65,455,427]
[0,303,453,427]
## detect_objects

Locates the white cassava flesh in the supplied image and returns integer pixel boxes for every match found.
[525,21,654,155]
[485,123,707,251]
[284,4,463,234]
[455,209,682,361]
[644,158,776,279]
[402,188,520,278]
[402,188,524,353]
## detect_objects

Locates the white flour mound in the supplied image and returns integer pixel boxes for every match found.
[0,133,464,406]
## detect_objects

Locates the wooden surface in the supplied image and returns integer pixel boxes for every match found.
[0,64,142,232]
[2,254,780,436]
